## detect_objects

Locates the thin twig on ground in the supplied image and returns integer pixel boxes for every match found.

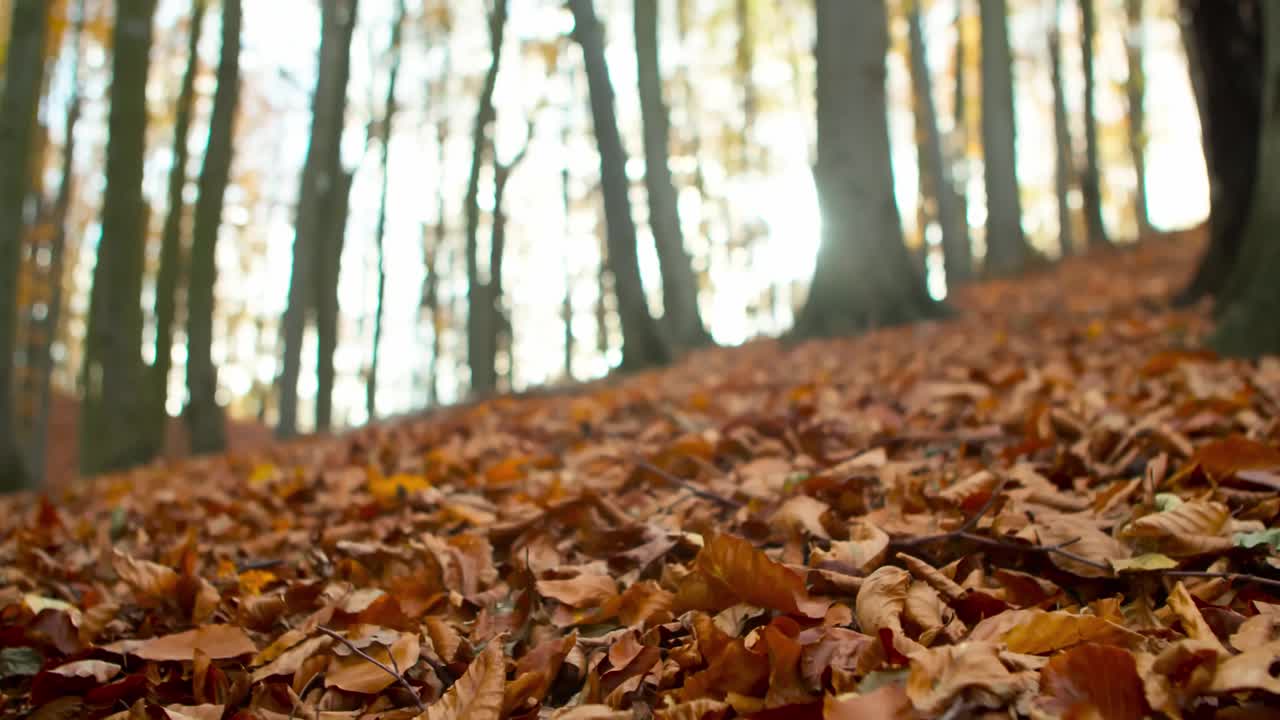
[316,626,426,713]
[895,476,1009,548]
[633,457,743,509]
[1163,570,1280,592]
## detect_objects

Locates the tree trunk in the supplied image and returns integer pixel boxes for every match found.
[424,121,447,409]
[315,168,352,432]
[487,140,529,392]
[950,0,972,282]
[464,0,507,397]
[907,3,968,285]
[278,0,358,438]
[81,0,157,476]
[1211,1,1280,356]
[0,0,47,490]
[979,0,1030,275]
[562,113,575,380]
[1049,0,1077,256]
[152,0,206,450]
[1176,0,1260,305]
[1080,0,1111,248]
[367,0,405,421]
[28,0,87,487]
[1126,0,1150,237]
[570,0,671,370]
[635,0,710,351]
[185,0,239,455]
[794,0,940,338]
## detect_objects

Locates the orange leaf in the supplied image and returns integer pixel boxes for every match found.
[1184,435,1280,481]
[327,630,420,694]
[677,534,827,617]
[132,625,257,662]
[823,684,915,720]
[112,550,180,600]
[1039,644,1147,720]
[536,574,619,608]
[420,636,506,720]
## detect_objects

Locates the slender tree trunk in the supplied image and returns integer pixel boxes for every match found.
[1080,0,1111,248]
[488,140,529,392]
[315,168,352,432]
[29,0,87,487]
[950,0,972,282]
[0,0,47,490]
[635,0,709,351]
[1176,0,1260,305]
[185,0,239,455]
[1125,0,1150,237]
[367,0,405,421]
[278,0,358,437]
[979,0,1030,275]
[1211,1,1280,356]
[907,3,967,285]
[562,111,575,380]
[81,0,157,475]
[571,0,671,370]
[152,0,206,450]
[463,0,507,396]
[425,122,447,408]
[794,0,940,338]
[1049,0,1077,256]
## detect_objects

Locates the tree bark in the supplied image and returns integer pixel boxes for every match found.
[794,0,940,338]
[81,0,157,475]
[0,0,47,490]
[571,0,671,370]
[1080,0,1111,248]
[464,0,508,396]
[1049,0,1077,256]
[152,0,206,450]
[1211,1,1280,356]
[635,0,710,351]
[28,0,87,487]
[367,0,406,421]
[1176,0,1260,305]
[278,0,358,438]
[979,0,1030,275]
[950,0,972,282]
[1125,0,1150,237]
[314,168,352,432]
[185,0,240,455]
[907,3,968,285]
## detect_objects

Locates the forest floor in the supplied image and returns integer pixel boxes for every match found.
[7,227,1280,719]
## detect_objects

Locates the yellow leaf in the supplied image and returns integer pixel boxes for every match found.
[1110,553,1179,573]
[237,569,277,597]
[369,472,431,503]
[1001,610,1143,654]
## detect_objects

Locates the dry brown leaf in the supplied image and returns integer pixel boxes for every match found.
[1001,610,1143,654]
[823,684,916,720]
[771,495,831,539]
[326,630,420,694]
[112,550,180,600]
[1039,643,1147,720]
[1166,582,1228,653]
[536,574,619,608]
[1035,513,1130,577]
[417,636,506,720]
[1230,612,1280,651]
[811,521,889,574]
[131,624,257,662]
[1208,639,1280,694]
[652,698,730,720]
[676,533,827,617]
[906,642,1019,714]
[49,659,121,682]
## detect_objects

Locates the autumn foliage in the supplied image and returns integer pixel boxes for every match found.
[4,236,1280,718]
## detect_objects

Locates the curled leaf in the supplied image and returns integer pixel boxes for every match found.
[1039,643,1147,720]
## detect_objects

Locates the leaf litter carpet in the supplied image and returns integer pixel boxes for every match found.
[7,234,1280,719]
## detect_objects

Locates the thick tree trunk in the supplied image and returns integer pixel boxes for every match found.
[907,4,968,285]
[1176,0,1260,305]
[278,0,358,438]
[979,0,1030,275]
[1211,1,1280,356]
[635,0,710,351]
[81,0,157,475]
[367,0,405,421]
[571,0,671,370]
[185,0,239,455]
[0,0,47,490]
[152,0,206,449]
[1049,0,1077,256]
[464,0,507,396]
[1080,0,1111,248]
[315,169,352,432]
[794,0,940,339]
[1126,0,1150,237]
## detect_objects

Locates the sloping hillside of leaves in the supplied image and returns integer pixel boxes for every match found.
[6,231,1280,719]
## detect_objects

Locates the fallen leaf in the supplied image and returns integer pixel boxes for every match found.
[823,684,915,720]
[537,574,618,608]
[132,625,257,662]
[327,630,420,694]
[112,550,180,600]
[1039,643,1147,720]
[676,533,827,617]
[418,636,506,720]
[1208,639,1280,694]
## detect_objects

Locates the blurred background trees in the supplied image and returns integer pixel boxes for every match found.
[0,0,1230,489]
